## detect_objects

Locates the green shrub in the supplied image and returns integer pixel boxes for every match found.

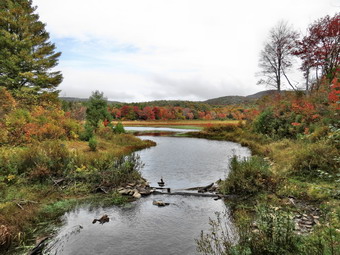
[253,108,279,136]
[220,156,278,195]
[68,153,143,188]
[290,141,339,179]
[113,122,125,134]
[196,206,301,255]
[79,123,94,141]
[308,126,330,142]
[88,137,98,151]
[204,123,240,133]
[18,141,71,181]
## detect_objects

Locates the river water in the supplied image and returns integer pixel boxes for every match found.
[45,128,250,255]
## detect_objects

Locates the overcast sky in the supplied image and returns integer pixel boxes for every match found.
[32,0,339,102]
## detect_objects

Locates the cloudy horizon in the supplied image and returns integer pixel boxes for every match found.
[33,0,339,102]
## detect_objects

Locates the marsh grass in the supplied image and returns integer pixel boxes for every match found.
[0,133,155,252]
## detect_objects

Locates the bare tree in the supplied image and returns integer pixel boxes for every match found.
[257,21,299,92]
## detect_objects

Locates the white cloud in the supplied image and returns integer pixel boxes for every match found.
[33,0,339,101]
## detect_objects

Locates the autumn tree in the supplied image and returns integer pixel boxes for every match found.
[0,0,62,91]
[294,13,339,91]
[257,21,299,92]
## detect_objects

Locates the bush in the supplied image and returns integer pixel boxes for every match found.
[197,205,340,255]
[290,141,339,179]
[204,123,240,133]
[220,156,278,195]
[19,141,71,182]
[253,108,279,136]
[196,206,301,255]
[79,123,94,141]
[88,137,98,151]
[113,122,125,134]
[68,153,143,188]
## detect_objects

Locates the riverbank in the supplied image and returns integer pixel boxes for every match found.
[0,134,155,254]
[193,124,340,254]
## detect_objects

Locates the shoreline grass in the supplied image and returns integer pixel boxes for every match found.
[0,134,155,254]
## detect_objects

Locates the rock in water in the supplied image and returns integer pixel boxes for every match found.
[133,191,142,199]
[92,215,110,224]
[152,200,170,207]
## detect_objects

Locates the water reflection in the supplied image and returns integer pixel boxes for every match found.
[46,133,250,255]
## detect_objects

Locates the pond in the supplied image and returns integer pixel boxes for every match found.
[45,128,250,255]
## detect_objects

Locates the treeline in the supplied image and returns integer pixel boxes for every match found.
[62,100,259,121]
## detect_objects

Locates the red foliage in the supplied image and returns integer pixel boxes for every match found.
[295,13,339,82]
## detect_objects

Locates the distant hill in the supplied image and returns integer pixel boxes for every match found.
[60,90,282,107]
[204,90,281,105]
[60,97,89,102]
[60,97,121,104]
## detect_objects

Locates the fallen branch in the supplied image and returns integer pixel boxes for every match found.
[15,202,24,210]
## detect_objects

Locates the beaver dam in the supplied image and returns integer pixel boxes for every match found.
[44,130,250,255]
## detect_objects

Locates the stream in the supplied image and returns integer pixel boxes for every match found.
[45,127,251,255]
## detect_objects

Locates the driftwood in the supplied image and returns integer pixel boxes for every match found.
[13,200,38,210]
[93,186,109,194]
[28,236,50,255]
[153,190,238,199]
[185,183,214,192]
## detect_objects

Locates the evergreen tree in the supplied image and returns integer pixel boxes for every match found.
[86,91,112,130]
[0,0,62,91]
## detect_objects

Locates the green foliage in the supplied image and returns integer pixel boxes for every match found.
[79,123,94,141]
[197,206,301,255]
[86,91,111,130]
[197,206,340,255]
[69,153,144,188]
[253,108,281,137]
[88,137,98,151]
[20,141,71,181]
[290,141,339,179]
[220,156,277,195]
[113,122,125,134]
[204,123,240,133]
[0,0,62,91]
[39,199,78,219]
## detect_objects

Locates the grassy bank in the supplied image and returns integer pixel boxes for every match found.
[194,123,340,254]
[0,134,155,254]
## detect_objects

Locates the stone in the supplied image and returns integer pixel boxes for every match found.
[118,189,131,195]
[139,189,151,196]
[133,191,142,199]
[294,223,300,230]
[152,200,170,207]
[314,219,320,225]
[304,221,314,225]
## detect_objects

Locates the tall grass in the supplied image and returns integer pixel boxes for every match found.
[219,156,278,195]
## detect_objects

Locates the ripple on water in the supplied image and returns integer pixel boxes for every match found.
[46,134,250,255]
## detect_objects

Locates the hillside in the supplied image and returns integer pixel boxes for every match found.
[60,90,280,107]
[204,90,281,105]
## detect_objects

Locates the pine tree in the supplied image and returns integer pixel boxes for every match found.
[86,91,112,130]
[0,0,62,91]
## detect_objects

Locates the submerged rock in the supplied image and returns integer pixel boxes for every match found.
[152,200,170,207]
[92,215,110,224]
